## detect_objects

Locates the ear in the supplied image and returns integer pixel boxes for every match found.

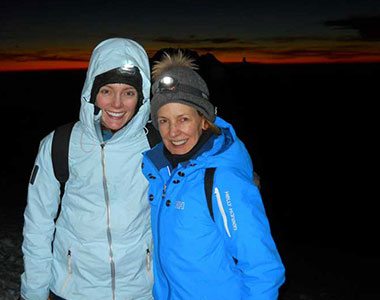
[201,118,209,130]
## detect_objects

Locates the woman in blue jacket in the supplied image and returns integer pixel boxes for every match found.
[21,38,153,300]
[142,51,285,299]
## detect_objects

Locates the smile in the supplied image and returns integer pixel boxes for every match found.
[106,111,125,118]
[171,139,187,146]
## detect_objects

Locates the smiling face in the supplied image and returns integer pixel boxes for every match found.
[96,83,139,131]
[157,102,209,155]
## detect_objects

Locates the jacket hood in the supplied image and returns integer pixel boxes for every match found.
[197,117,253,177]
[80,38,151,141]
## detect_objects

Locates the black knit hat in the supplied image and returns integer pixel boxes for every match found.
[90,66,143,107]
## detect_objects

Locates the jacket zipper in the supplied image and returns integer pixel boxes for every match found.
[60,250,73,294]
[101,143,116,300]
[146,248,153,282]
[146,249,152,271]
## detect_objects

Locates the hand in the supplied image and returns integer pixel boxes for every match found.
[253,171,261,189]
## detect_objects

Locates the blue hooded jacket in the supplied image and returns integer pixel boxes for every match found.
[21,38,153,300]
[142,117,285,300]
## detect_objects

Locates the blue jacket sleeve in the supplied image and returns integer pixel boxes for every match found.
[20,132,61,300]
[213,168,285,300]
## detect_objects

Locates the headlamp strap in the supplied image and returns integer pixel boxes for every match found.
[155,82,209,100]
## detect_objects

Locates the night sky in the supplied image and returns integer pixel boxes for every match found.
[1,0,380,71]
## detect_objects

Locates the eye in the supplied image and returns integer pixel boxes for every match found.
[179,117,189,123]
[99,87,111,95]
[158,119,167,124]
[124,90,136,97]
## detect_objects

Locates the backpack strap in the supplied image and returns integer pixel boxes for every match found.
[204,168,260,224]
[52,120,159,194]
[204,167,216,222]
[146,121,161,148]
[52,121,76,201]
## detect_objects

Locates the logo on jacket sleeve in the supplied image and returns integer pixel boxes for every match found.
[225,191,238,231]
[175,200,185,210]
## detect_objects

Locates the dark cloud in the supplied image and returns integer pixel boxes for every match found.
[153,37,239,44]
[256,48,380,61]
[193,46,253,52]
[0,52,88,62]
[325,15,380,41]
[265,36,333,43]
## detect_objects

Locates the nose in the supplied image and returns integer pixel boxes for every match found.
[112,92,123,108]
[169,123,180,137]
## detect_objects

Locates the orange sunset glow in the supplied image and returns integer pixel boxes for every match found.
[1,48,380,72]
[0,61,89,72]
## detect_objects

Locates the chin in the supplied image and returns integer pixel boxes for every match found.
[164,140,193,155]
[172,151,186,155]
[169,146,191,155]
[106,121,127,131]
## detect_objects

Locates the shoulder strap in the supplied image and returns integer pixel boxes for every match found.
[204,168,260,223]
[52,121,76,200]
[204,167,216,222]
[146,121,161,148]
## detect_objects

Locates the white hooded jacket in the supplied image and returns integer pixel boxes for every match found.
[21,38,153,300]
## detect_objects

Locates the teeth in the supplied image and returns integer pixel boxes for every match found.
[107,111,125,117]
[172,140,186,146]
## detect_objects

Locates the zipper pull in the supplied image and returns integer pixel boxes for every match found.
[67,250,72,274]
[146,249,151,271]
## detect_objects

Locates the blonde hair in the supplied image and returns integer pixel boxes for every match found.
[152,50,198,80]
[201,114,220,135]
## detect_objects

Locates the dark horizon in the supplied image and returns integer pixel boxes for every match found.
[2,57,380,73]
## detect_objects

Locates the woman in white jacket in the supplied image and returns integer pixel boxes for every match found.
[20,38,154,300]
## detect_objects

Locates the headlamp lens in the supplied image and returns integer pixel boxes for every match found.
[119,64,138,75]
[159,76,177,91]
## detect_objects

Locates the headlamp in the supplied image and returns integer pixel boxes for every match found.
[118,63,139,76]
[158,76,178,91]
[156,75,209,100]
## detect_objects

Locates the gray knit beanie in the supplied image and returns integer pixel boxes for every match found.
[150,52,215,129]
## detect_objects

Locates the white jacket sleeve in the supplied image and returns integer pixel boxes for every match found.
[20,132,61,300]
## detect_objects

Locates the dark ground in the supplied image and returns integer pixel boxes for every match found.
[1,61,379,299]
